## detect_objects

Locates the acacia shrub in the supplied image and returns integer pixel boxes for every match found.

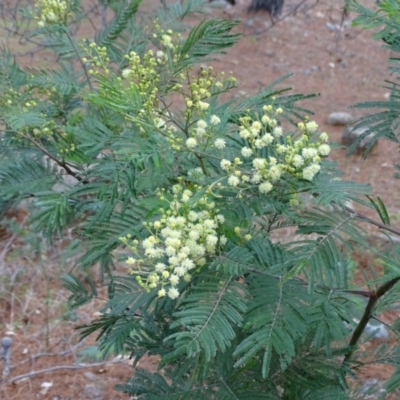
[1,0,400,398]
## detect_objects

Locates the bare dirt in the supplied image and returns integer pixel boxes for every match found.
[1,0,400,398]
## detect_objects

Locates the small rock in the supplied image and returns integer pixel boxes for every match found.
[326,22,336,31]
[352,318,389,340]
[364,321,389,340]
[359,378,380,392]
[40,381,53,395]
[327,112,354,126]
[357,378,386,398]
[328,62,335,68]
[84,384,103,400]
[1,337,12,349]
[342,125,378,154]
[84,372,97,381]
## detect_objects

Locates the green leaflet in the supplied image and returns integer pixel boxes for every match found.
[166,272,247,361]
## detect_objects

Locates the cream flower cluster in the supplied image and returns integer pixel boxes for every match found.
[151,112,225,153]
[35,0,67,26]
[122,183,227,300]
[152,24,181,56]
[183,114,225,151]
[82,42,110,75]
[184,67,236,116]
[121,50,159,112]
[219,106,330,194]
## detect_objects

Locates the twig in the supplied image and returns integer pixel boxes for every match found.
[18,134,87,184]
[64,30,94,92]
[0,233,17,263]
[370,315,391,330]
[4,360,127,385]
[334,4,349,48]
[0,25,42,47]
[11,347,83,369]
[344,205,400,237]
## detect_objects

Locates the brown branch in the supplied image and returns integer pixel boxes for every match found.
[4,360,127,385]
[343,275,400,363]
[19,134,87,184]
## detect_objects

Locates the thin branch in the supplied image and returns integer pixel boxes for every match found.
[64,29,93,92]
[10,346,81,369]
[18,134,87,184]
[0,25,43,47]
[370,315,392,331]
[344,205,400,237]
[0,232,17,262]
[334,4,349,47]
[219,377,240,400]
[4,360,127,385]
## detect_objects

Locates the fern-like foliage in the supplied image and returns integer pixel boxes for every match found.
[166,272,247,361]
[235,275,310,378]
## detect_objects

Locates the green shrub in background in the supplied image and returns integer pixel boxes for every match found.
[346,0,400,159]
[2,0,400,398]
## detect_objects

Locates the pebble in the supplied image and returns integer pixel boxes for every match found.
[327,111,354,126]
[84,372,97,381]
[84,384,103,400]
[357,378,387,399]
[342,125,378,154]
[326,22,336,31]
[352,318,389,340]
[364,321,389,340]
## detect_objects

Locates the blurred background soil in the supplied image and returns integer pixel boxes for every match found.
[1,0,400,398]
